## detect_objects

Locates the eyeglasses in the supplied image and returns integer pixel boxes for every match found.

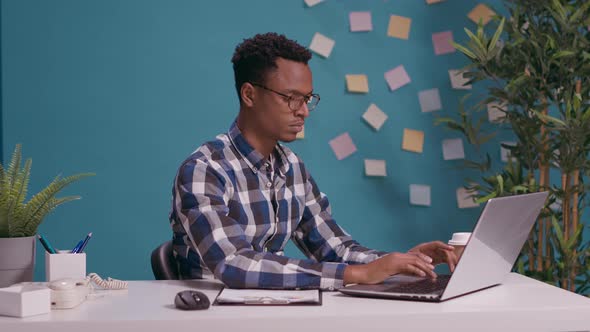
[249,82,320,112]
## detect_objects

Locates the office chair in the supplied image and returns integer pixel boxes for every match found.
[150,241,180,280]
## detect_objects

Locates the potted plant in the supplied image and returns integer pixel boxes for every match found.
[0,144,93,287]
[437,0,590,294]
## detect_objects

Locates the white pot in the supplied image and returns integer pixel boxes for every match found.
[0,235,36,287]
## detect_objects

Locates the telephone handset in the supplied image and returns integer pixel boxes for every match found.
[48,278,90,309]
[48,273,128,309]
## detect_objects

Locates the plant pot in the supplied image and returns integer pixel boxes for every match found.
[0,235,36,287]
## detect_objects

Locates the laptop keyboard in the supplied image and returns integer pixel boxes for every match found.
[386,274,451,294]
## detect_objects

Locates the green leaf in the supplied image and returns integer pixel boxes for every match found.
[452,42,477,60]
[488,18,505,53]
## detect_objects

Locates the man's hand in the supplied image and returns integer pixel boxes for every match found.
[343,251,436,285]
[408,241,458,272]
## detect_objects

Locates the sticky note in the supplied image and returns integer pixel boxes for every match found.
[457,187,479,209]
[296,126,305,139]
[487,101,506,123]
[442,138,465,160]
[432,31,455,55]
[418,88,442,112]
[387,15,411,40]
[362,103,388,131]
[346,74,369,93]
[329,132,357,160]
[365,159,387,177]
[449,70,472,90]
[385,65,411,91]
[304,0,324,7]
[309,33,335,58]
[349,11,373,32]
[402,129,424,153]
[410,184,431,206]
[468,4,496,26]
[500,141,516,162]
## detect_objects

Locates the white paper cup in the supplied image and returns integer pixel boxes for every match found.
[448,232,471,259]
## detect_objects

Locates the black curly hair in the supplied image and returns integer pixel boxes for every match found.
[231,32,312,103]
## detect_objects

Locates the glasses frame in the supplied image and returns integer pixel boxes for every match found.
[249,82,320,112]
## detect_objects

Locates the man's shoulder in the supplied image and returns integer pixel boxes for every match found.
[182,133,233,169]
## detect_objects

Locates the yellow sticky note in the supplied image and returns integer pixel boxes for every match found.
[468,4,496,26]
[345,74,369,93]
[387,15,411,40]
[402,128,424,153]
[296,126,305,139]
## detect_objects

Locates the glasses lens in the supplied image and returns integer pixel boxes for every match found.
[307,95,319,111]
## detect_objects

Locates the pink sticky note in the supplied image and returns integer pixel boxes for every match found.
[384,65,411,91]
[349,11,373,32]
[432,31,455,55]
[329,132,357,160]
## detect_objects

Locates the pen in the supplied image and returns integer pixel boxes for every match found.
[76,232,93,253]
[71,240,84,253]
[38,234,57,254]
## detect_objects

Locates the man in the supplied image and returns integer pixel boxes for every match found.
[169,32,457,290]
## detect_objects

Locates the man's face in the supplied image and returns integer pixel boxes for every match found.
[251,57,312,143]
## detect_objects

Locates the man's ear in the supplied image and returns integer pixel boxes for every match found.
[240,83,255,107]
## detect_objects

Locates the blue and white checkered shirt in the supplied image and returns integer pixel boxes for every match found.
[169,121,385,290]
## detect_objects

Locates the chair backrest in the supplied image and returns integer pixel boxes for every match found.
[150,241,179,280]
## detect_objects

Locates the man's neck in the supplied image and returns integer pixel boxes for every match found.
[236,112,276,159]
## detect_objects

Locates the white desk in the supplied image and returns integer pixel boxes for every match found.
[1,273,589,332]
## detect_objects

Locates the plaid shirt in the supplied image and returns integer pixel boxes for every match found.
[169,121,385,290]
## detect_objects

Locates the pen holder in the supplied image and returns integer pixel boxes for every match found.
[45,251,86,281]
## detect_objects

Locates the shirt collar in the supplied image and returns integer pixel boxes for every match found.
[228,120,290,175]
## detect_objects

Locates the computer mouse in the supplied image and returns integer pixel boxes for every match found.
[174,290,210,310]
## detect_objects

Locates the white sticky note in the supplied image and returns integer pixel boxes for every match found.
[418,88,442,112]
[362,103,388,131]
[457,187,479,209]
[500,141,516,162]
[449,69,472,90]
[329,132,357,160]
[410,184,431,206]
[385,65,411,91]
[442,138,465,160]
[487,101,507,123]
[309,33,335,58]
[365,159,387,177]
[349,11,373,32]
[304,0,324,7]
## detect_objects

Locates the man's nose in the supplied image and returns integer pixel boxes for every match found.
[295,103,310,118]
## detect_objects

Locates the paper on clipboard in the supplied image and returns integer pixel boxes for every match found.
[214,288,321,305]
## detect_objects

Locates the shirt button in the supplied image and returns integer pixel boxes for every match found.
[266,182,272,188]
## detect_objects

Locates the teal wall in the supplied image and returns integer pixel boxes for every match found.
[1,0,505,281]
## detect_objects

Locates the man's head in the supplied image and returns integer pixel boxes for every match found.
[231,33,318,144]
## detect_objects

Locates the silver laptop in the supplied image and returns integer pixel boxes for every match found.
[339,192,549,302]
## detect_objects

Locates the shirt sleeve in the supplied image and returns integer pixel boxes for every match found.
[292,169,388,269]
[173,158,347,290]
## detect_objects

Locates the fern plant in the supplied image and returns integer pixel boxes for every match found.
[0,144,94,238]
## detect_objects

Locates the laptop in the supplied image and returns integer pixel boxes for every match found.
[339,191,549,302]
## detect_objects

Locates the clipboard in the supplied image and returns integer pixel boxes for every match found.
[213,287,323,306]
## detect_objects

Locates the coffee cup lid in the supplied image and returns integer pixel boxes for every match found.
[448,232,471,245]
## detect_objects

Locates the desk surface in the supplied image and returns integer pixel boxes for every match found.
[1,273,589,332]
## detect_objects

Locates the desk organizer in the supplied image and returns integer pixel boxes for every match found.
[45,250,86,281]
[0,285,50,317]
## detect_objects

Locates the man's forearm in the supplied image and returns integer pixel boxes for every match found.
[343,264,367,285]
